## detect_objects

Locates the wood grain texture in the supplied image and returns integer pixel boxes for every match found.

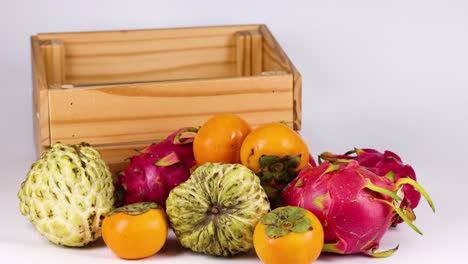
[260,25,302,130]
[236,30,263,76]
[236,32,245,77]
[41,39,66,86]
[37,25,260,43]
[243,32,252,76]
[31,36,51,157]
[250,30,263,75]
[292,67,302,130]
[63,35,237,85]
[48,74,294,146]
[259,25,291,73]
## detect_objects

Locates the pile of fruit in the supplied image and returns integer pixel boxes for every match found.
[18,114,435,263]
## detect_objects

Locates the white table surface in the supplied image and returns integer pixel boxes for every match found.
[1,0,467,263]
[0,165,460,263]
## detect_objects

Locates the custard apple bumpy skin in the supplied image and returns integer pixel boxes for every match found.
[166,162,270,257]
[18,142,115,247]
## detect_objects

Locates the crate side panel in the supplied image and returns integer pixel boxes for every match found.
[292,67,302,130]
[38,26,262,85]
[48,75,294,145]
[259,25,291,73]
[260,25,302,130]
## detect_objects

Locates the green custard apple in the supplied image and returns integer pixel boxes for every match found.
[18,142,115,247]
[166,162,270,257]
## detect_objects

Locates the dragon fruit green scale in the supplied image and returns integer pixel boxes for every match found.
[18,142,115,247]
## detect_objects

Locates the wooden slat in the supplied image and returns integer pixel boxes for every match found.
[48,74,294,146]
[37,25,260,43]
[65,34,233,57]
[243,32,252,76]
[236,30,263,76]
[31,36,51,156]
[236,32,245,76]
[41,39,66,86]
[66,45,237,85]
[61,34,237,84]
[292,67,302,130]
[250,30,263,75]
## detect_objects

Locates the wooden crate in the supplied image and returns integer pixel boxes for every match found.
[31,24,302,173]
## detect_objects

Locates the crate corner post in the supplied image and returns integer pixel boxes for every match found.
[31,35,51,157]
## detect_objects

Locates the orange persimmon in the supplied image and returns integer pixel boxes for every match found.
[240,122,309,201]
[253,206,324,264]
[193,114,251,164]
[102,202,168,259]
[240,122,309,174]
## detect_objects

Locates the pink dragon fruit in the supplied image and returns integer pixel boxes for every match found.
[319,148,420,225]
[282,160,434,257]
[115,127,197,208]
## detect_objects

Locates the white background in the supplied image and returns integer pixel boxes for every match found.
[1,0,466,263]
